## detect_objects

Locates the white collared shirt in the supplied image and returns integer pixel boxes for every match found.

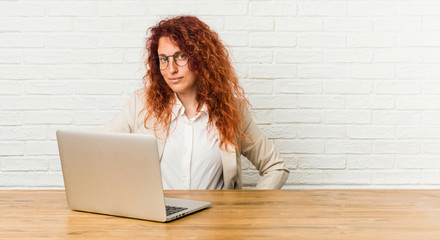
[160,97,224,190]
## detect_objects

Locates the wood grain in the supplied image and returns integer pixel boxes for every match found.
[1,190,440,239]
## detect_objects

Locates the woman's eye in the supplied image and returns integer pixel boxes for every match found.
[177,53,187,59]
[159,57,168,62]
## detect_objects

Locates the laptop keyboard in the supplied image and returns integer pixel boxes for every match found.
[166,205,188,216]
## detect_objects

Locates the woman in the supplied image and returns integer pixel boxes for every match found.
[103,16,289,189]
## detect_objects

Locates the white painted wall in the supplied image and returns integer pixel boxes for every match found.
[1,0,440,189]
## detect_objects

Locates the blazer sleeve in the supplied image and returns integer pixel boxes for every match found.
[239,107,290,189]
[101,92,138,133]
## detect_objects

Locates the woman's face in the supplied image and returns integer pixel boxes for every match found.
[157,37,197,96]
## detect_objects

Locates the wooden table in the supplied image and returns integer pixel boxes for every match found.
[1,190,440,239]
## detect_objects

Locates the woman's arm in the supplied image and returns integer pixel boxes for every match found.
[101,91,139,133]
[240,108,290,189]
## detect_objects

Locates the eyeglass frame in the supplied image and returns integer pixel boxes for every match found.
[154,51,189,71]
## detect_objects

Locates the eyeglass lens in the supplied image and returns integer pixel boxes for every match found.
[158,51,188,70]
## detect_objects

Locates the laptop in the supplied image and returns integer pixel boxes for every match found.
[56,129,211,222]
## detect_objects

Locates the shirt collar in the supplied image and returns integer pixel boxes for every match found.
[171,94,208,122]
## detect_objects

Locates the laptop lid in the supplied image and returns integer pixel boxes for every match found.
[56,130,208,222]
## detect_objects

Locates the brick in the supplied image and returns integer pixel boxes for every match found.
[24,50,73,64]
[323,170,371,185]
[323,80,371,94]
[123,49,145,63]
[0,112,23,126]
[372,110,420,125]
[47,66,99,80]
[250,33,296,47]
[0,50,21,64]
[250,2,297,16]
[298,156,345,169]
[422,111,440,125]
[75,81,125,95]
[0,142,25,156]
[373,140,420,154]
[24,111,73,125]
[324,18,372,32]
[347,126,394,139]
[373,17,421,32]
[25,81,74,95]
[423,141,440,154]
[49,157,61,171]
[47,2,96,16]
[220,32,248,47]
[98,64,145,80]
[99,96,129,110]
[0,81,23,95]
[398,3,440,16]
[346,95,394,109]
[49,97,98,110]
[273,110,321,123]
[280,154,297,169]
[26,141,59,156]
[0,3,45,17]
[299,2,346,16]
[423,48,440,63]
[398,33,440,47]
[122,17,158,32]
[98,34,144,48]
[47,34,96,48]
[396,157,440,169]
[231,49,272,63]
[260,125,296,139]
[398,127,440,139]
[0,17,21,32]
[286,170,323,185]
[198,1,247,16]
[298,34,346,48]
[275,80,321,94]
[1,158,48,171]
[274,50,322,63]
[348,2,396,16]
[324,49,372,63]
[299,96,345,109]
[326,140,371,154]
[26,172,64,187]
[276,17,323,32]
[249,64,296,79]
[323,110,371,124]
[299,125,345,139]
[0,127,47,140]
[372,171,420,185]
[23,18,73,32]
[74,111,121,125]
[225,17,274,31]
[234,64,248,79]
[197,16,224,32]
[349,34,394,47]
[375,81,420,94]
[74,18,123,32]
[298,64,345,79]
[241,80,272,94]
[374,48,422,63]
[248,95,297,109]
[397,96,440,110]
[0,173,26,187]
[98,1,146,16]
[275,140,325,154]
[347,64,395,79]
[0,34,45,48]
[0,97,49,110]
[347,155,394,169]
[397,64,440,79]
[254,110,272,124]
[422,170,440,184]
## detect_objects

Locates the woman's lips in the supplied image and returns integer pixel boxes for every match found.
[168,77,183,84]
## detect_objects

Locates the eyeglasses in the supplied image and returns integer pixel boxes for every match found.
[155,51,189,71]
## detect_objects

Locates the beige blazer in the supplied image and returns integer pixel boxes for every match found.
[102,90,290,189]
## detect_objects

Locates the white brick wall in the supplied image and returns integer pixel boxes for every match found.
[2,0,440,189]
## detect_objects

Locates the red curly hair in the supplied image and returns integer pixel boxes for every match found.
[142,15,250,151]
